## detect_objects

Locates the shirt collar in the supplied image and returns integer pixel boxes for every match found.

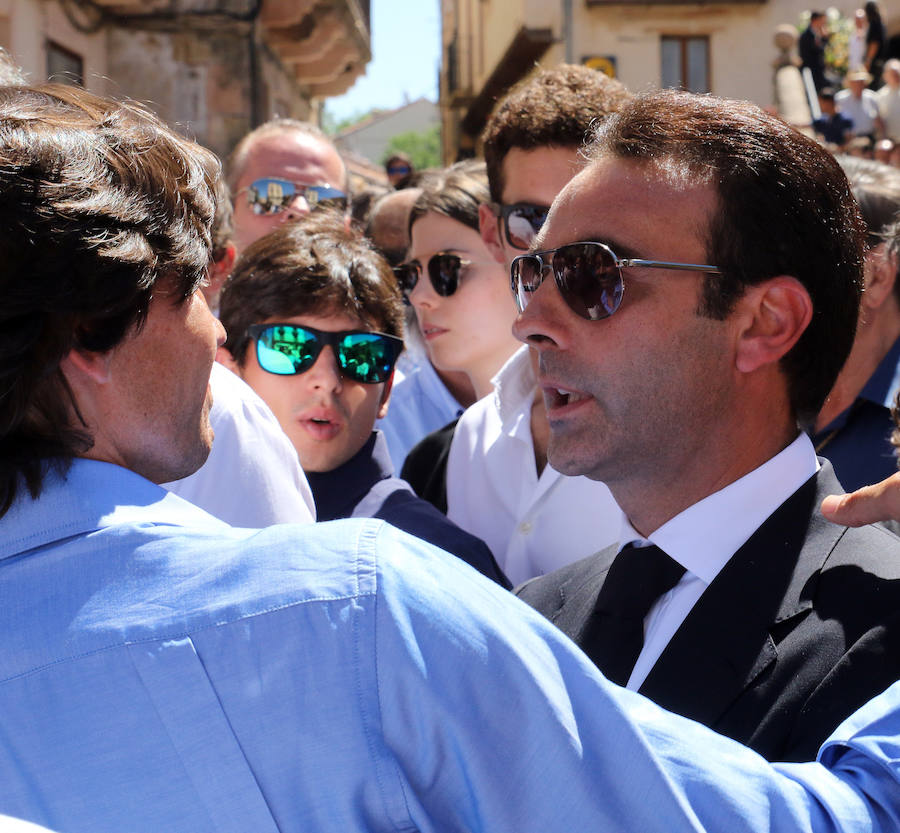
[1,458,227,561]
[618,433,819,584]
[491,345,536,427]
[306,431,392,521]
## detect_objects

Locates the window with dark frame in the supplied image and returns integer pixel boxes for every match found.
[46,41,83,86]
[661,35,710,94]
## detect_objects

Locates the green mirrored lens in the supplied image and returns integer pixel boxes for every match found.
[338,333,394,383]
[256,326,318,375]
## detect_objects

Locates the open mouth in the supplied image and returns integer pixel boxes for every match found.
[301,414,341,440]
[546,387,589,409]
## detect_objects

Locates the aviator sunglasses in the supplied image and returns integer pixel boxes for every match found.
[247,324,403,384]
[510,241,722,321]
[243,178,348,216]
[394,253,470,301]
[490,202,549,250]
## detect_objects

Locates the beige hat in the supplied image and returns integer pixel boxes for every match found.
[847,67,873,83]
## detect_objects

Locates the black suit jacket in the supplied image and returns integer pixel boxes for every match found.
[516,461,900,762]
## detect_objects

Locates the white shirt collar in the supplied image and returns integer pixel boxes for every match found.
[618,433,820,584]
[491,345,536,427]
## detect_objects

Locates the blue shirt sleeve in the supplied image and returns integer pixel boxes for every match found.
[369,521,900,833]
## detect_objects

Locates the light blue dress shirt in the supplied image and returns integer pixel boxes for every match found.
[2,458,900,833]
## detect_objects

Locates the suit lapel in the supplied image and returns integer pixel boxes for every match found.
[638,462,846,728]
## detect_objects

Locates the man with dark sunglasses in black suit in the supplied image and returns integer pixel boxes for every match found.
[515,88,900,763]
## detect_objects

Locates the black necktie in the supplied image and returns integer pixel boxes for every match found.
[580,543,686,687]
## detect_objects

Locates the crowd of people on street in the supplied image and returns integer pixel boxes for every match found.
[805,4,900,163]
[5,13,900,831]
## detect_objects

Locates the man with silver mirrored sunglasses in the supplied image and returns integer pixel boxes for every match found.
[514,88,900,763]
[218,212,508,587]
[226,117,349,254]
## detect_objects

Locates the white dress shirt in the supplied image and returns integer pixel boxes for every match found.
[620,433,819,690]
[878,85,900,141]
[165,362,316,526]
[446,345,622,585]
[835,88,880,135]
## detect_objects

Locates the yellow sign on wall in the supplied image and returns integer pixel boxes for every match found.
[583,56,618,79]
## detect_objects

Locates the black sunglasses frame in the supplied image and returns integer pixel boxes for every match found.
[490,202,550,251]
[510,241,722,321]
[247,323,403,384]
[394,253,471,301]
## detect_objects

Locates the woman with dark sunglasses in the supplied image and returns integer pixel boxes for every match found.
[398,161,520,415]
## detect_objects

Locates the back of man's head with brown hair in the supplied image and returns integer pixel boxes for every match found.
[220,211,404,366]
[0,83,219,513]
[481,64,631,202]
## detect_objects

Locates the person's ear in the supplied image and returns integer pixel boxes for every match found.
[479,203,506,265]
[733,276,813,374]
[377,370,395,419]
[60,345,114,385]
[216,346,242,376]
[207,242,236,299]
[861,243,897,311]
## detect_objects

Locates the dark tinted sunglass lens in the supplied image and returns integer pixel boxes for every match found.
[511,255,543,312]
[429,254,462,296]
[338,333,398,383]
[394,264,418,296]
[553,243,623,320]
[256,325,319,375]
[506,205,548,249]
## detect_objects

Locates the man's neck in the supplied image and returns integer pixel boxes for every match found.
[616,418,799,539]
[435,366,477,409]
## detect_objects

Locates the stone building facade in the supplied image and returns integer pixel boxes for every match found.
[0,0,370,161]
[440,0,899,161]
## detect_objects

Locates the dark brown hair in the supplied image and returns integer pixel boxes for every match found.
[587,89,865,426]
[220,211,404,364]
[408,159,489,235]
[0,83,219,514]
[482,64,631,202]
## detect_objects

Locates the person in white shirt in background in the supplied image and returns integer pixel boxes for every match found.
[877,59,900,143]
[848,9,868,74]
[836,68,882,138]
